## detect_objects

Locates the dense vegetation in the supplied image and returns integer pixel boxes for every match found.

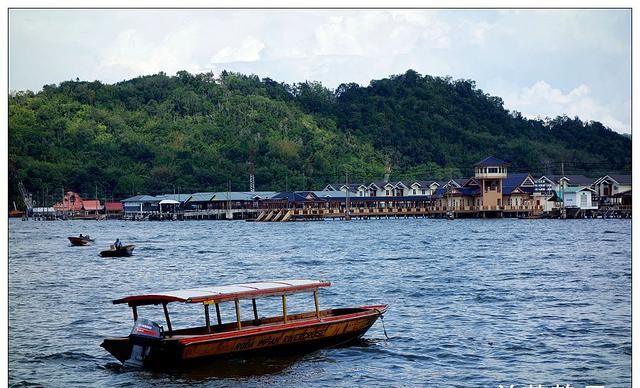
[8,69,631,208]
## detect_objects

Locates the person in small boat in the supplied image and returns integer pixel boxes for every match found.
[113,238,122,249]
[79,234,83,238]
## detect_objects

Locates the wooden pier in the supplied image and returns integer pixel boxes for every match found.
[253,205,544,222]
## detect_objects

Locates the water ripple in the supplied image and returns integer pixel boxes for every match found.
[8,218,631,387]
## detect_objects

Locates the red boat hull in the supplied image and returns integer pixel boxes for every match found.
[102,305,387,367]
[68,237,93,246]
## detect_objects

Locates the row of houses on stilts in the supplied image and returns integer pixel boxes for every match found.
[26,157,631,221]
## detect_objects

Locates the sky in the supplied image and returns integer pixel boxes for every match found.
[8,8,632,133]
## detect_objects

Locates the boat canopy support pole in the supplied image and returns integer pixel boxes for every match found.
[204,303,211,333]
[215,303,222,325]
[132,305,138,321]
[252,299,258,321]
[282,295,288,323]
[235,300,242,330]
[314,291,320,319]
[162,302,172,335]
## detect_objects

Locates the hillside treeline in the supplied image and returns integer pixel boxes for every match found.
[8,69,631,207]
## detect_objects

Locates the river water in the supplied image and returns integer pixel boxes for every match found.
[8,218,631,387]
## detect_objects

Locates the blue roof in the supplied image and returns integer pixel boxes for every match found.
[271,191,321,202]
[474,156,510,167]
[187,192,216,202]
[121,195,160,203]
[210,192,278,201]
[456,187,480,196]
[502,173,532,195]
[432,187,479,198]
[312,191,347,198]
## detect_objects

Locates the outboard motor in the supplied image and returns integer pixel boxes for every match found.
[124,318,163,367]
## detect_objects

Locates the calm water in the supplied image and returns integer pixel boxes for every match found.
[8,218,631,387]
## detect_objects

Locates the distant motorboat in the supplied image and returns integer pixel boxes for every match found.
[100,244,135,257]
[68,236,94,246]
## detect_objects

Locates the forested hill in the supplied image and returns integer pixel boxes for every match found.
[8,69,631,206]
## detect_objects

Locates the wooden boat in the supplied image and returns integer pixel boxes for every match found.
[68,236,94,246]
[100,244,135,257]
[101,279,387,368]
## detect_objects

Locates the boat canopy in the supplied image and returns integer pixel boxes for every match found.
[113,279,331,306]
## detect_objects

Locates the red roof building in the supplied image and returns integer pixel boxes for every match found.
[105,202,123,212]
[83,200,103,211]
[53,191,84,212]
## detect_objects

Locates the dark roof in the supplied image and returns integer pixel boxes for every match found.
[474,156,510,167]
[502,173,532,195]
[519,186,536,195]
[270,191,322,202]
[323,184,340,191]
[456,187,480,196]
[121,195,159,203]
[560,175,596,186]
[324,183,361,192]
[432,186,479,198]
[408,180,439,187]
[369,181,388,189]
[608,175,632,185]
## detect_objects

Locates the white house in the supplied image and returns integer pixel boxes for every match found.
[408,181,439,196]
[592,175,632,200]
[562,187,598,210]
[368,182,384,197]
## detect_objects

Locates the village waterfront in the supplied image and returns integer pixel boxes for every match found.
[8,217,631,387]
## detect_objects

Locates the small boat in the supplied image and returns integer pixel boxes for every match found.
[68,236,94,246]
[100,244,135,257]
[101,279,387,368]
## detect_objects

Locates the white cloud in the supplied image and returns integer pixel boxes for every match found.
[210,36,265,63]
[94,26,207,81]
[312,11,450,58]
[504,81,629,133]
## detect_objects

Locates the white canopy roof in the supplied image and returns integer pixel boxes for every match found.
[114,279,330,306]
[158,199,180,205]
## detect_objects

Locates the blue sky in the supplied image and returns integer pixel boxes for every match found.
[8,9,631,133]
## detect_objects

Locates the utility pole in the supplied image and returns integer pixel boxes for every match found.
[248,148,256,193]
[560,161,566,219]
[345,171,351,220]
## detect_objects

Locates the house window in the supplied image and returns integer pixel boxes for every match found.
[385,190,390,196]
[413,189,417,195]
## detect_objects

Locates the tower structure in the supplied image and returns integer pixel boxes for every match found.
[473,156,510,210]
